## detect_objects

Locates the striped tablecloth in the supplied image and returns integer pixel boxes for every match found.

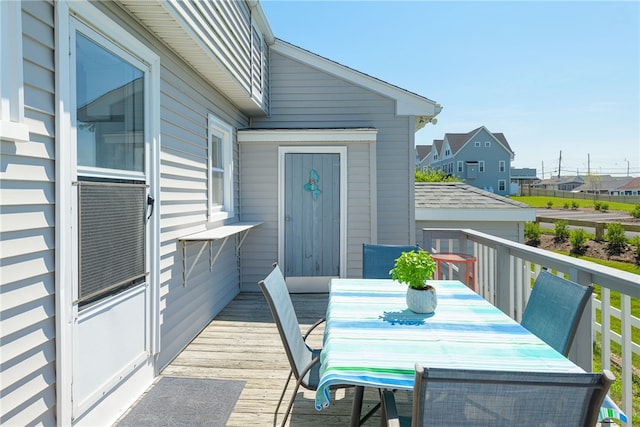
[315,279,627,424]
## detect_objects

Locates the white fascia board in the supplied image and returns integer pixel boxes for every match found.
[248,0,275,45]
[238,128,378,143]
[271,40,441,117]
[416,208,537,222]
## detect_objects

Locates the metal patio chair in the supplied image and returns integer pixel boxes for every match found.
[362,243,420,279]
[521,269,594,356]
[259,264,378,426]
[380,363,614,427]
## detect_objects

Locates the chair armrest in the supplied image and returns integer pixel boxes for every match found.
[303,316,326,341]
[381,390,400,427]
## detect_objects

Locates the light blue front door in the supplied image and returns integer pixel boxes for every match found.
[284,153,340,278]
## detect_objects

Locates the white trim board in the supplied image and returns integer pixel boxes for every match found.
[238,128,378,143]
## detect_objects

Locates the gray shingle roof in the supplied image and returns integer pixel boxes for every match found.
[415,182,530,209]
[416,145,432,160]
[435,126,514,156]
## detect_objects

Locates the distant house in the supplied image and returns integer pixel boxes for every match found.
[572,175,634,195]
[0,1,441,425]
[535,176,584,191]
[510,167,539,195]
[618,177,640,195]
[415,182,536,248]
[425,126,515,196]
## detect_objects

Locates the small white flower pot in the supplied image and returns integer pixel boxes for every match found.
[406,286,437,314]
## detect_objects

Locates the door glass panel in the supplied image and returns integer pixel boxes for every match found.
[76,32,144,172]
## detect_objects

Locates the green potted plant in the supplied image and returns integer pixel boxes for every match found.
[390,249,437,313]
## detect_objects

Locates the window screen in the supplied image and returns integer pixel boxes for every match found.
[78,180,146,307]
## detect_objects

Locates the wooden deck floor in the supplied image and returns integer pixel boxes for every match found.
[158,292,385,426]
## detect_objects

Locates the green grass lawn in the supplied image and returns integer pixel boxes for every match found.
[512,195,637,213]
[543,247,639,425]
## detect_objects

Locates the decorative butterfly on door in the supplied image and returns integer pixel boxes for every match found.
[304,169,321,200]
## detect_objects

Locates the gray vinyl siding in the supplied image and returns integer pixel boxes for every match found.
[251,51,415,245]
[0,2,57,426]
[160,1,269,111]
[156,56,247,369]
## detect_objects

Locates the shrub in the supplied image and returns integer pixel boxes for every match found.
[546,201,553,209]
[571,201,580,210]
[605,222,626,256]
[563,202,569,209]
[415,169,460,182]
[553,220,570,242]
[525,222,541,246]
[630,204,640,219]
[569,228,588,255]
[600,203,609,212]
[631,236,640,260]
[594,201,602,211]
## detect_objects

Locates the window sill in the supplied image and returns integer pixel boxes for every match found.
[208,210,234,223]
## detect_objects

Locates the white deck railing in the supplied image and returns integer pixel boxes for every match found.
[422,228,640,425]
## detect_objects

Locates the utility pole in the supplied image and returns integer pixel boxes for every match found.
[541,161,544,179]
[625,158,630,176]
[557,150,562,178]
[587,153,590,175]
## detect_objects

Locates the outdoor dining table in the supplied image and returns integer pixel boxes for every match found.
[315,278,627,426]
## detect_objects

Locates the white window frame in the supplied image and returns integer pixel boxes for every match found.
[485,141,491,147]
[475,141,481,147]
[457,161,463,173]
[499,160,506,172]
[479,161,485,172]
[208,113,234,221]
[0,0,29,141]
[498,179,506,192]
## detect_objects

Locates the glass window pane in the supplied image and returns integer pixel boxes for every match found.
[76,33,144,172]
[211,134,223,169]
[211,171,223,206]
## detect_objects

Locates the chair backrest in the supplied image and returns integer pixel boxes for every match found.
[258,264,314,384]
[362,243,419,279]
[521,270,594,356]
[412,364,613,427]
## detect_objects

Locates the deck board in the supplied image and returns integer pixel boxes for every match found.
[146,292,386,426]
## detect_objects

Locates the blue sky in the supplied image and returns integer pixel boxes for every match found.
[261,1,640,178]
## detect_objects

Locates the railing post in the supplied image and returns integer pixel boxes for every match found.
[494,245,512,317]
[567,269,594,370]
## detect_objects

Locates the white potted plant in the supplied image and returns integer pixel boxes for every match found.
[390,249,437,313]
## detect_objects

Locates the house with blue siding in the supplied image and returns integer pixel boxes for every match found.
[0,1,440,425]
[424,126,514,196]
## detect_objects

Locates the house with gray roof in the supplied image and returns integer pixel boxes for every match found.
[415,182,536,248]
[0,1,441,425]
[425,126,515,196]
[618,177,640,195]
[571,175,634,195]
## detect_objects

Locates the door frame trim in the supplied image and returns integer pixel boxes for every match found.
[278,145,347,288]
